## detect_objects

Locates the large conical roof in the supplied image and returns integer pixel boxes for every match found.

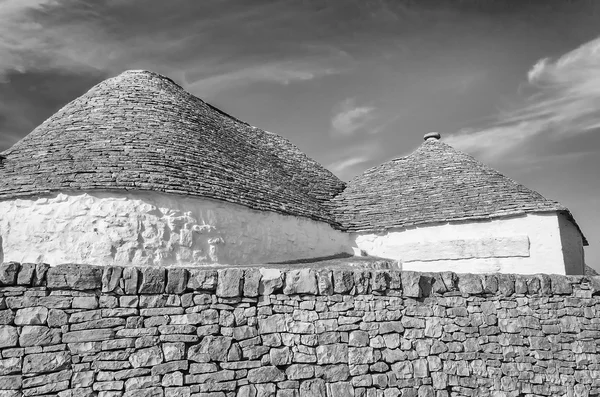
[0,70,345,225]
[332,138,587,244]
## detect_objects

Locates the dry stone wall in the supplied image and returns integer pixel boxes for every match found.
[1,262,599,397]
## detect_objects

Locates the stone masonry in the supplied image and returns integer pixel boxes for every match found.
[0,262,599,397]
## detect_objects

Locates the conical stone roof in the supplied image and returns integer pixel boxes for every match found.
[0,70,345,225]
[332,138,588,244]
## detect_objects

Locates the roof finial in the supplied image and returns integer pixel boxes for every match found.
[424,132,441,141]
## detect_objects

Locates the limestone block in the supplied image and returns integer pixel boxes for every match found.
[124,375,161,390]
[315,269,333,295]
[322,364,350,382]
[238,384,257,397]
[166,268,188,294]
[17,263,35,285]
[0,262,19,286]
[18,326,61,347]
[0,358,21,376]
[188,336,232,362]
[538,274,552,295]
[47,264,103,290]
[417,385,435,397]
[14,306,48,325]
[102,266,123,293]
[22,351,70,374]
[278,389,299,397]
[378,322,404,335]
[371,271,390,292]
[496,274,515,296]
[349,331,369,347]
[162,343,185,362]
[327,382,354,397]
[371,373,387,388]
[72,296,98,309]
[387,270,402,295]
[0,309,10,325]
[299,378,325,397]
[526,276,541,295]
[259,269,284,295]
[72,371,95,388]
[243,269,261,297]
[457,274,484,295]
[353,271,371,294]
[189,363,218,374]
[47,309,68,328]
[0,325,18,348]
[22,369,72,389]
[32,263,50,287]
[39,295,72,309]
[122,267,139,295]
[258,314,287,334]
[162,371,183,387]
[391,361,413,379]
[139,268,165,294]
[62,329,115,343]
[123,386,163,397]
[256,383,276,397]
[286,364,314,380]
[284,269,318,295]
[247,366,284,383]
[316,344,348,365]
[0,375,21,389]
[550,275,573,294]
[401,272,421,298]
[483,274,498,294]
[514,275,528,294]
[498,319,521,333]
[349,347,375,365]
[233,326,258,341]
[270,347,292,366]
[333,270,354,294]
[216,269,243,297]
[187,269,218,291]
[129,346,164,368]
[424,318,443,338]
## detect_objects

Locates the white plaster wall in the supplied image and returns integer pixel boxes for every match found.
[352,213,573,275]
[557,213,585,275]
[0,191,352,267]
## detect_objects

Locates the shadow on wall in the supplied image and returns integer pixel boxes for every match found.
[0,236,3,263]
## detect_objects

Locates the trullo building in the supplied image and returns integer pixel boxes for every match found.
[0,71,588,274]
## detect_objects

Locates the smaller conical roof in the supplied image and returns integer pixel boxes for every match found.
[332,138,587,245]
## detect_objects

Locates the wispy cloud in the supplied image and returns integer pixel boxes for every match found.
[187,60,341,96]
[446,36,600,161]
[0,1,349,91]
[331,98,375,136]
[325,141,382,180]
[327,156,371,174]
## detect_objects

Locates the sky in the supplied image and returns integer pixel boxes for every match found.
[1,0,600,271]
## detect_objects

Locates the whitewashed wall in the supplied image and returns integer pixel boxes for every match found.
[352,212,580,275]
[0,191,352,266]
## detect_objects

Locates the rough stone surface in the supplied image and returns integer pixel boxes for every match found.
[0,262,19,286]
[0,326,18,348]
[216,269,243,298]
[284,270,318,295]
[0,263,599,397]
[47,264,103,290]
